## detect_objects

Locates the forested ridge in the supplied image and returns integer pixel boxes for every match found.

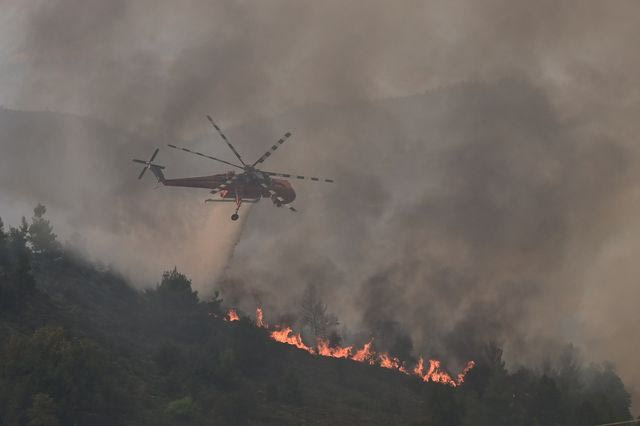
[0,205,634,425]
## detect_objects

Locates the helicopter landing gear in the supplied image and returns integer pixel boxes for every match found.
[231,188,242,221]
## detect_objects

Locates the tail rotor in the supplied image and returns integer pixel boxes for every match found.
[133,148,165,180]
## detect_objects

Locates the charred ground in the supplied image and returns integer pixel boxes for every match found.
[0,208,634,425]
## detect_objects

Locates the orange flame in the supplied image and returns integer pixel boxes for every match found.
[379,352,406,373]
[412,357,474,386]
[426,359,456,386]
[270,327,314,353]
[317,338,352,358]
[379,353,395,369]
[225,308,239,322]
[351,340,375,364]
[248,306,474,387]
[457,360,476,384]
[256,308,265,328]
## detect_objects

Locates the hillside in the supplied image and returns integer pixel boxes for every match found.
[0,208,635,425]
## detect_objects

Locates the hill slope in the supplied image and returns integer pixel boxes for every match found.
[0,215,634,425]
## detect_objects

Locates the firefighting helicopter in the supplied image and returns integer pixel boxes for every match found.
[133,116,334,221]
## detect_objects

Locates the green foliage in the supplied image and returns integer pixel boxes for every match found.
[153,267,199,308]
[27,393,59,426]
[165,396,199,422]
[0,207,634,425]
[424,385,460,425]
[0,327,125,425]
[212,389,257,426]
[0,216,7,257]
[154,342,185,374]
[205,290,224,316]
[0,216,36,310]
[28,204,61,255]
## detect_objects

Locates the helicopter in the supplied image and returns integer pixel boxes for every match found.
[133,116,334,221]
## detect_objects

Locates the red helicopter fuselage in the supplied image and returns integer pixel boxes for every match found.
[159,171,296,205]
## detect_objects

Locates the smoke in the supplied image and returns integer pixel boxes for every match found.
[2,0,640,408]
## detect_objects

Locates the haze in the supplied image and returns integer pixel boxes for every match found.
[1,0,639,409]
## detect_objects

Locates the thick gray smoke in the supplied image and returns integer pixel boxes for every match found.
[1,0,640,408]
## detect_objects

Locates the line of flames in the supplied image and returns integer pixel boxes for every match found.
[225,308,475,386]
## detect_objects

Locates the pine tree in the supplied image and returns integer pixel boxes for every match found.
[0,216,7,266]
[0,216,7,303]
[27,393,59,426]
[300,283,338,341]
[155,267,199,308]
[0,216,6,243]
[3,222,36,308]
[28,204,60,255]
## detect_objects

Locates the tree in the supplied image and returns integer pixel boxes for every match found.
[299,283,338,341]
[205,290,224,316]
[0,216,6,249]
[154,267,199,308]
[153,342,184,373]
[0,327,124,425]
[28,204,60,254]
[0,216,8,271]
[531,375,564,425]
[165,396,199,422]
[27,393,59,426]
[1,221,36,309]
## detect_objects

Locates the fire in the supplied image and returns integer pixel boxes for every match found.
[225,307,475,387]
[351,341,375,364]
[414,357,425,377]
[270,327,313,353]
[457,360,476,383]
[317,338,352,358]
[225,308,239,322]
[379,353,407,373]
[256,307,265,328]
[412,357,474,386]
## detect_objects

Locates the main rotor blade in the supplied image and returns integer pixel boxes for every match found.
[206,115,247,167]
[137,167,148,180]
[252,132,292,167]
[149,148,159,162]
[167,144,244,170]
[132,159,148,165]
[263,171,334,183]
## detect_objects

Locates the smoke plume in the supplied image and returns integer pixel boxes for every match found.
[1,0,640,408]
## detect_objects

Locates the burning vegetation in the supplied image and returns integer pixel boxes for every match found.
[224,308,240,322]
[225,308,475,387]
[0,206,635,425]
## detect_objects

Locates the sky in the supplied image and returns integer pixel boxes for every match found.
[1,0,640,408]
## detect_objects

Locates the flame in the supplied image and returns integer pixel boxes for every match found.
[351,340,375,364]
[379,352,407,373]
[270,327,314,353]
[317,338,352,358]
[414,357,425,376]
[256,308,265,328]
[225,308,239,322]
[457,360,476,384]
[426,359,456,386]
[228,306,475,387]
[412,357,474,386]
